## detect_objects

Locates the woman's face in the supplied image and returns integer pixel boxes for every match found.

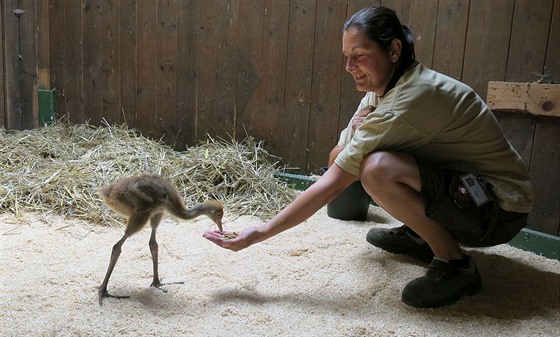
[342,27,397,95]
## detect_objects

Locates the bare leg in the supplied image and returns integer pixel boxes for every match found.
[360,151,463,260]
[98,234,129,305]
[149,213,183,291]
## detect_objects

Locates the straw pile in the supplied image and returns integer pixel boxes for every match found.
[0,123,296,226]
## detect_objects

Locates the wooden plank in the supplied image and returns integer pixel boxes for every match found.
[176,0,199,146]
[155,0,179,145]
[381,0,411,24]
[407,0,437,68]
[196,0,219,139]
[37,0,50,90]
[490,83,540,167]
[196,1,231,139]
[3,0,22,129]
[47,0,67,119]
[0,0,6,127]
[282,0,317,172]
[432,0,469,81]
[527,0,559,233]
[64,0,84,123]
[530,1,560,234]
[119,0,137,128]
[496,1,555,237]
[506,0,552,83]
[545,0,560,84]
[101,0,121,124]
[258,0,290,160]
[230,0,263,141]
[498,111,536,169]
[462,0,514,101]
[48,0,66,121]
[212,0,236,141]
[135,0,157,139]
[306,0,347,174]
[19,0,38,129]
[83,0,103,124]
[527,116,560,236]
[348,0,381,13]
[487,82,560,117]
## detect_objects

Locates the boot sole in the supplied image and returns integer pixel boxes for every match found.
[402,278,482,308]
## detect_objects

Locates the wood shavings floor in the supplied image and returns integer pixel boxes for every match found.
[1,206,558,337]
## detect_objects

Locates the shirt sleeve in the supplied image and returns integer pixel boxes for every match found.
[334,107,427,176]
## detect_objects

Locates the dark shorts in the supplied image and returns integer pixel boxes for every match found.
[416,158,528,247]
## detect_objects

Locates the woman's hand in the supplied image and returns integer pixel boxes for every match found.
[202,227,261,252]
[352,105,375,130]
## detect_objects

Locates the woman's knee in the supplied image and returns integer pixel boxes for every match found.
[361,151,420,187]
[361,152,395,182]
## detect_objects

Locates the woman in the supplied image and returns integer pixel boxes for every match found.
[204,6,533,308]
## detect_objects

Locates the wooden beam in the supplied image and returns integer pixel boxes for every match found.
[37,0,50,89]
[487,81,560,117]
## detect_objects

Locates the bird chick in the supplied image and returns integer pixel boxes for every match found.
[97,174,224,305]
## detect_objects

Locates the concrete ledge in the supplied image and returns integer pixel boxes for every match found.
[509,228,559,260]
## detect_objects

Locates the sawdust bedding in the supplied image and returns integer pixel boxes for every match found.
[1,205,558,337]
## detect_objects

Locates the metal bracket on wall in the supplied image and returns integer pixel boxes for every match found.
[39,89,56,127]
[13,8,26,16]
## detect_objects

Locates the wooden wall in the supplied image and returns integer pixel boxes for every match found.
[1,0,559,236]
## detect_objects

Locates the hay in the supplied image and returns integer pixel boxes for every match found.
[0,123,296,226]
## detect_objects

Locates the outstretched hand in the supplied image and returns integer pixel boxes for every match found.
[203,227,260,252]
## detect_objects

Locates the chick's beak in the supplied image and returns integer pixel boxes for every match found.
[215,220,223,232]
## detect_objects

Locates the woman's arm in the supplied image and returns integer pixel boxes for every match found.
[203,164,359,251]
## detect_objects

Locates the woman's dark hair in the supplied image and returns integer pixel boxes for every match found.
[344,7,416,94]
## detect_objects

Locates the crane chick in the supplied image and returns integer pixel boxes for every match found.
[97,174,224,305]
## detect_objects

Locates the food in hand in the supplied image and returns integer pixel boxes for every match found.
[223,232,239,240]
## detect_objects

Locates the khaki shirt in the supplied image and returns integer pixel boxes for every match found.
[335,63,533,213]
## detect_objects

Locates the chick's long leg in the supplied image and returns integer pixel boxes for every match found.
[98,234,129,305]
[149,213,184,291]
[98,212,150,305]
